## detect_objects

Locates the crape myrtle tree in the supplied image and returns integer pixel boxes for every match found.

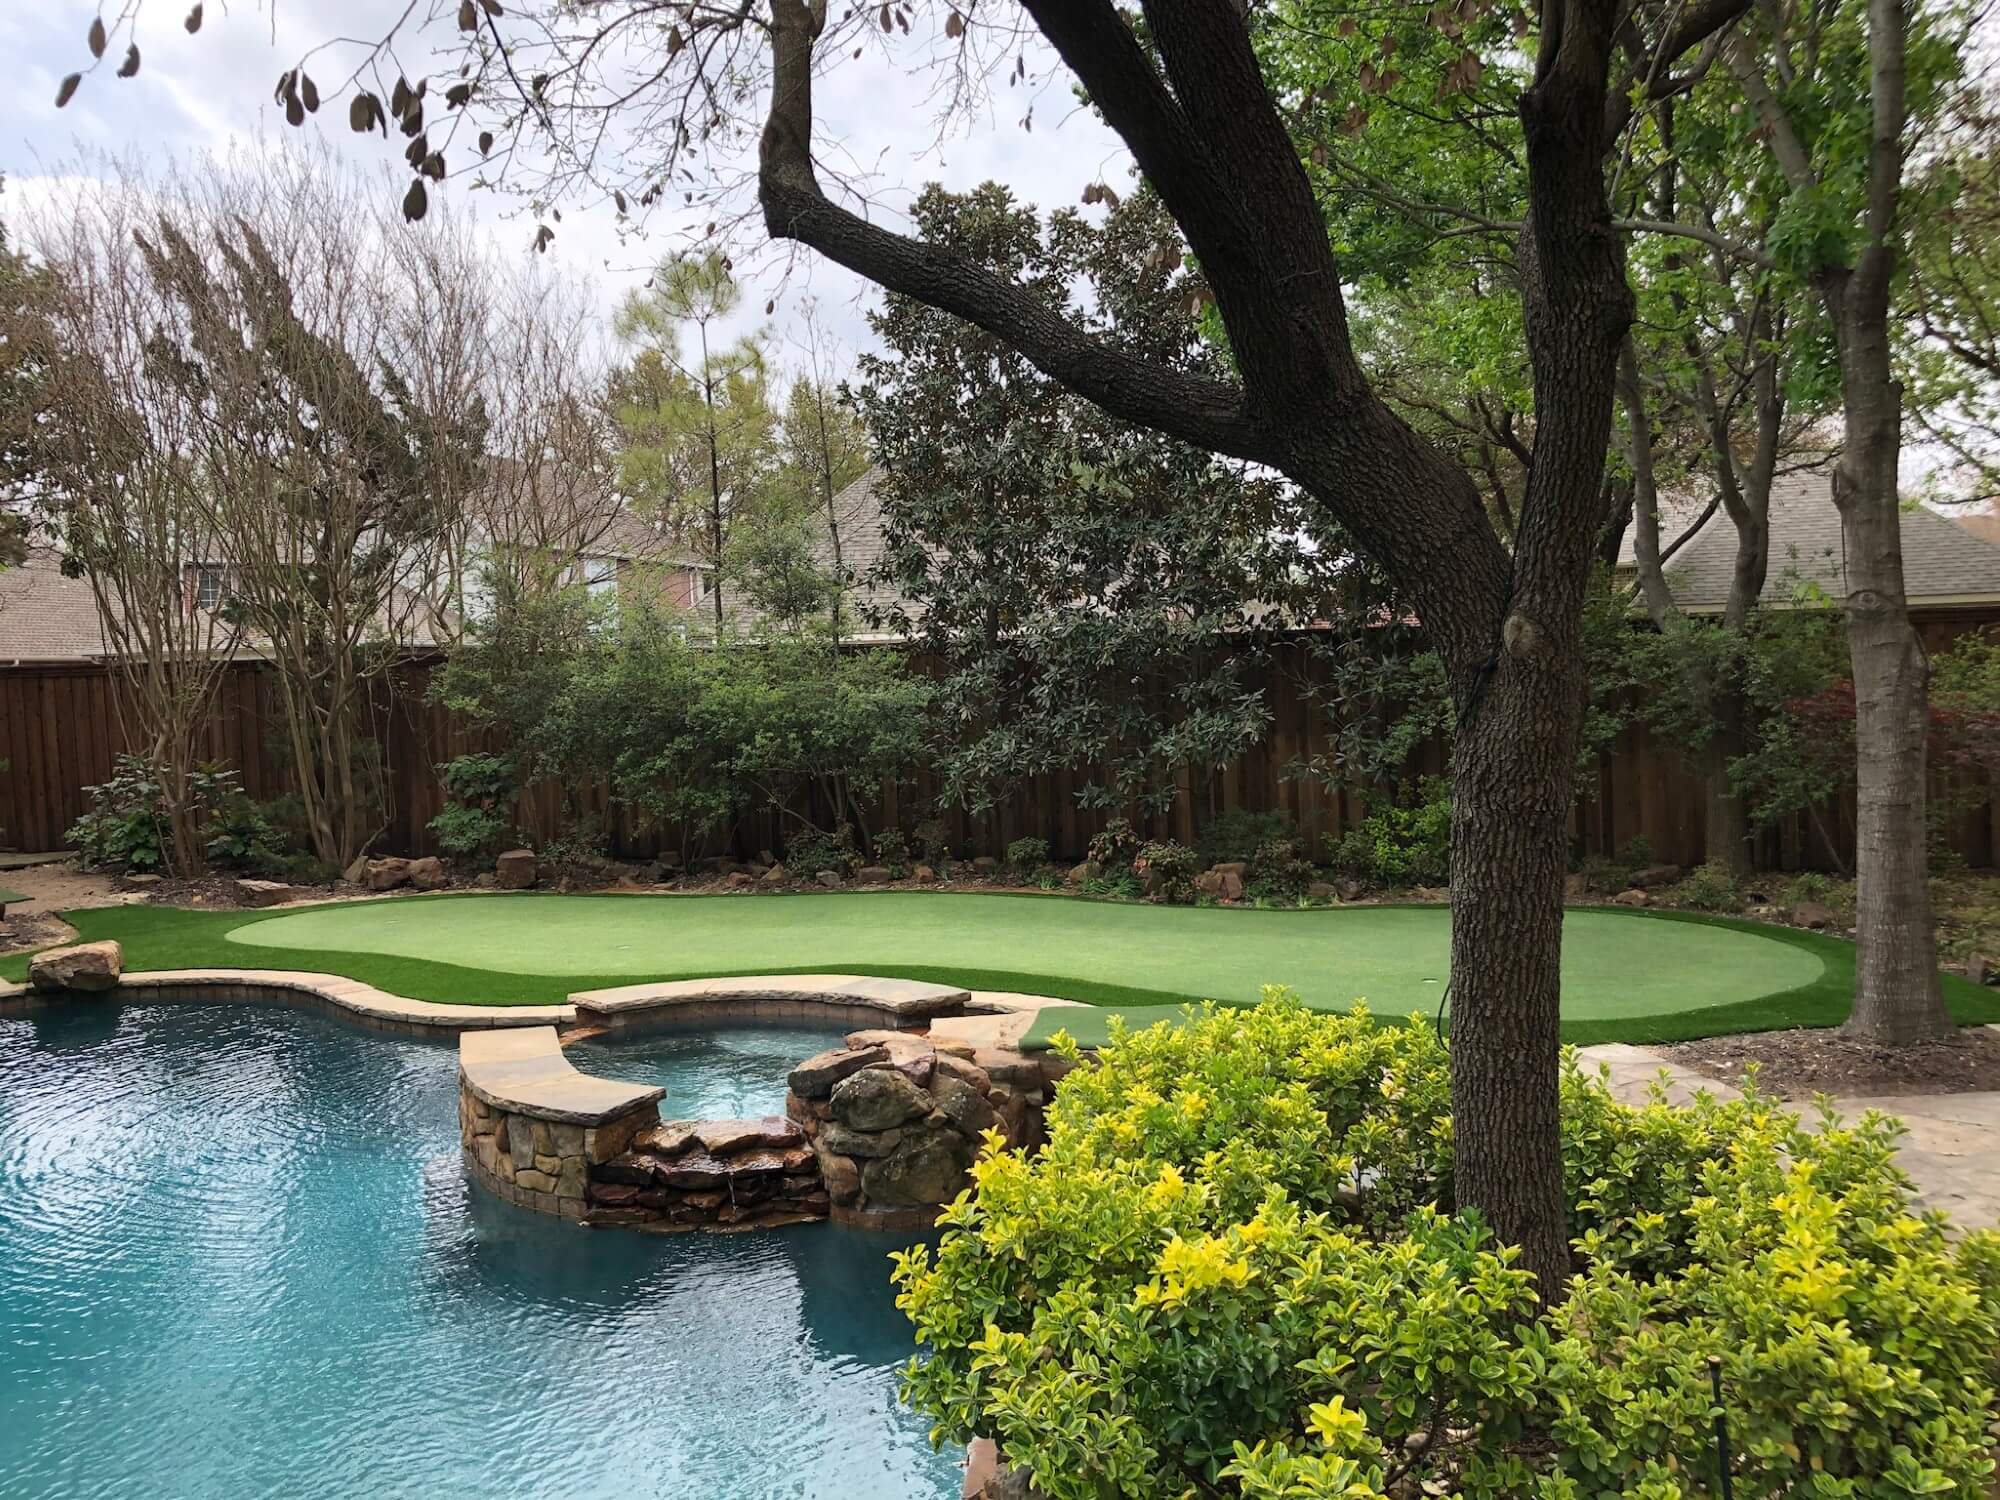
[72,0,1767,1291]
[851,182,1331,824]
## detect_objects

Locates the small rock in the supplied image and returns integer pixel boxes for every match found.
[1065,861,1100,887]
[788,1044,890,1099]
[692,1117,804,1155]
[407,855,446,890]
[912,864,936,882]
[635,1120,703,1156]
[341,856,369,884]
[1194,869,1224,896]
[818,1152,861,1204]
[933,1053,993,1095]
[855,865,892,885]
[1791,900,1833,930]
[1612,888,1650,907]
[1335,878,1364,902]
[971,856,999,874]
[27,940,123,993]
[830,1067,932,1131]
[815,1121,904,1158]
[495,849,537,890]
[122,873,162,887]
[931,1074,1000,1138]
[1306,881,1337,904]
[760,863,788,884]
[816,869,843,888]
[365,856,412,891]
[235,878,296,908]
[475,872,498,888]
[724,870,754,889]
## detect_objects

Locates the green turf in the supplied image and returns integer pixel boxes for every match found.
[4,889,1994,1044]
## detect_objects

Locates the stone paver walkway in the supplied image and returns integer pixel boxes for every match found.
[1576,1042,2000,1231]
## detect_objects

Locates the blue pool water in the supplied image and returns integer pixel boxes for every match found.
[0,1004,962,1499]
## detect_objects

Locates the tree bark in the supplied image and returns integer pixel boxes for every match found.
[1833,286,1949,1039]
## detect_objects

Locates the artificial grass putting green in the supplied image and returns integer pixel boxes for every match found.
[4,889,1994,1046]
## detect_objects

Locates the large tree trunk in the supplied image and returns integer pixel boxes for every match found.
[1448,648,1580,1297]
[1834,320,1949,1040]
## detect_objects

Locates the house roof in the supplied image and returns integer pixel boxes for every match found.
[1616,469,2000,611]
[0,548,116,663]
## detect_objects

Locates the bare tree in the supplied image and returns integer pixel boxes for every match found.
[11,167,246,874]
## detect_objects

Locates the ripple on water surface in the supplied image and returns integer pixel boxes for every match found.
[0,1005,960,1499]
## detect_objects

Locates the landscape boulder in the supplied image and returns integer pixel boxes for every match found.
[1612,888,1650,907]
[365,857,412,891]
[1791,900,1833,930]
[407,856,447,890]
[816,869,843,888]
[854,865,892,885]
[971,856,999,875]
[235,878,297,908]
[28,940,123,993]
[862,1128,971,1206]
[912,864,936,882]
[829,1067,931,1131]
[1065,861,1100,887]
[760,863,788,885]
[1630,863,1684,890]
[1306,882,1338,905]
[341,855,370,884]
[495,849,538,890]
[788,1043,889,1099]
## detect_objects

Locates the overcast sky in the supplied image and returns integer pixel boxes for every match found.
[4,1,1132,375]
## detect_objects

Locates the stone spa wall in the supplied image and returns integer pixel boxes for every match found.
[458,981,1067,1234]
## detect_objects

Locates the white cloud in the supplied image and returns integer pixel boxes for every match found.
[7,1,1132,376]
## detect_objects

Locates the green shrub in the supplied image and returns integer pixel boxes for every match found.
[1673,858,1742,912]
[894,996,2000,1500]
[68,756,252,874]
[1082,867,1144,901]
[1323,778,1451,888]
[1195,808,1294,866]
[204,795,290,872]
[1087,817,1140,870]
[1133,839,1197,904]
[872,827,912,875]
[427,754,518,862]
[913,818,952,868]
[1005,836,1050,872]
[1245,836,1314,903]
[786,824,859,879]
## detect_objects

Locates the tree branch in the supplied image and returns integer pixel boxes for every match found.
[757,0,1265,463]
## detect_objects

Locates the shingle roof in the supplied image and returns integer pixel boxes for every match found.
[0,549,115,662]
[1618,470,2000,610]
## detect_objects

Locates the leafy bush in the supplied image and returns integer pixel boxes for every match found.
[894,996,2000,1500]
[1324,777,1451,888]
[1245,836,1315,903]
[913,818,952,868]
[1082,867,1144,901]
[1195,808,1295,866]
[204,795,291,872]
[1005,836,1050,872]
[1571,836,1656,896]
[67,756,251,874]
[872,827,912,875]
[1087,817,1140,870]
[426,753,519,861]
[1133,839,1197,904]
[1673,858,1742,912]
[786,824,859,879]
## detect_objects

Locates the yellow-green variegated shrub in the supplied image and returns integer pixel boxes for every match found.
[891,993,2000,1500]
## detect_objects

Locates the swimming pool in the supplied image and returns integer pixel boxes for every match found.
[0,1003,961,1498]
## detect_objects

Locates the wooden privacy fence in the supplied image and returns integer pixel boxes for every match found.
[2,639,1994,871]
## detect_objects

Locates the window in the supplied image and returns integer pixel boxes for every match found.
[193,565,225,610]
[580,556,619,598]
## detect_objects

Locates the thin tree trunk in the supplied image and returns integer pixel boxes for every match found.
[1703,696,1752,875]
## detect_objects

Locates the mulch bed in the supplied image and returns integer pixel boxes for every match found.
[1663,1024,2000,1099]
